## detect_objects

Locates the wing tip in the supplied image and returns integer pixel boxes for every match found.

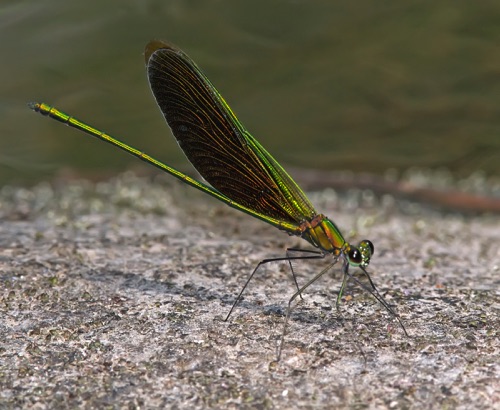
[145,40,179,64]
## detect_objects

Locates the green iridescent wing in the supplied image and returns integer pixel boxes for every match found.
[146,40,317,229]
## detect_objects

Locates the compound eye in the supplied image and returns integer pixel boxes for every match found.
[364,240,374,256]
[358,239,375,257]
[348,247,362,266]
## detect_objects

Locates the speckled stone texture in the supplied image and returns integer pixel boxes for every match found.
[1,174,498,409]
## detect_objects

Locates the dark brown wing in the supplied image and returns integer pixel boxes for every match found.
[145,40,316,224]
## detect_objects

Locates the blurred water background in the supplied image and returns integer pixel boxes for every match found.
[1,0,499,187]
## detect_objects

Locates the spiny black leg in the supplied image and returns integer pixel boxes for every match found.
[336,260,350,309]
[225,251,326,322]
[276,258,340,362]
[286,248,325,300]
[348,267,409,336]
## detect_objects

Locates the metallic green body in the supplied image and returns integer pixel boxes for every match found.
[29,41,410,361]
[30,40,372,267]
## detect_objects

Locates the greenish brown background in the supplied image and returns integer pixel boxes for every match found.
[2,0,499,185]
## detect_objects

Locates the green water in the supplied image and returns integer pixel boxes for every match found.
[1,0,499,185]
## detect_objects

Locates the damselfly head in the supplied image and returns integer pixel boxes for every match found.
[346,239,374,267]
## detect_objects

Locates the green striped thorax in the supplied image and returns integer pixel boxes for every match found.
[301,214,374,268]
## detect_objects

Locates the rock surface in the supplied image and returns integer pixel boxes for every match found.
[1,174,498,409]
